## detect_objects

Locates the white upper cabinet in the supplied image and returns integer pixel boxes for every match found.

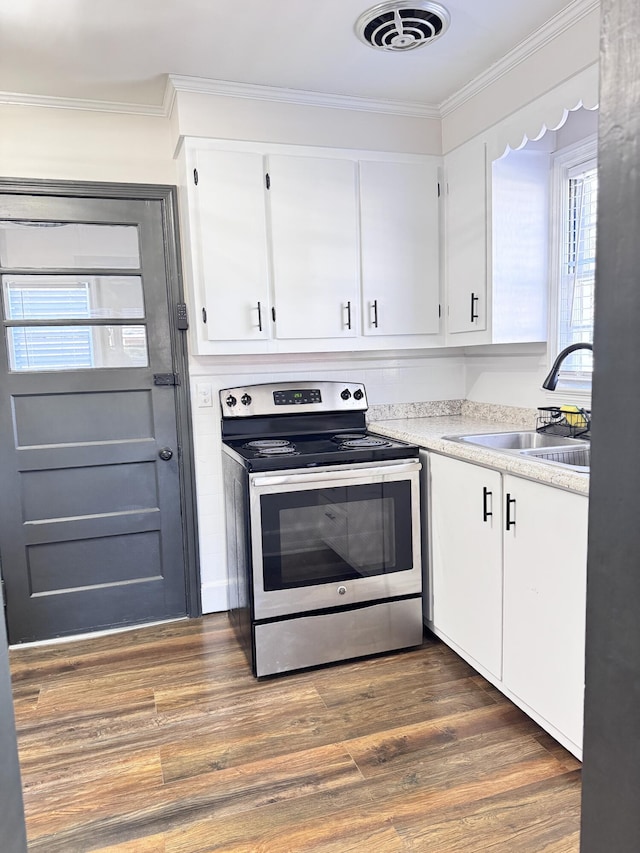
[445,136,550,346]
[178,139,443,355]
[360,159,440,336]
[190,148,271,342]
[444,138,488,338]
[267,155,359,340]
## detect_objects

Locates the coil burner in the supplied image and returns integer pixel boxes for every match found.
[340,436,393,449]
[244,439,299,457]
[245,439,291,449]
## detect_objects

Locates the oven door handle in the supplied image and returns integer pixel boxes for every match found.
[251,461,421,488]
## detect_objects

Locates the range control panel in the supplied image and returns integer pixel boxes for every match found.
[220,381,367,418]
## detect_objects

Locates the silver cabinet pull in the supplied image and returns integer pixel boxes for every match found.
[257,301,263,332]
[344,301,352,330]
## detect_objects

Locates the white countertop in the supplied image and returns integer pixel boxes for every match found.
[369,415,589,496]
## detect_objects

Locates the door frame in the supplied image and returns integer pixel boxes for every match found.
[0,177,201,620]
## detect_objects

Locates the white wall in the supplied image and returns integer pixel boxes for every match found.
[463,343,552,408]
[0,105,176,184]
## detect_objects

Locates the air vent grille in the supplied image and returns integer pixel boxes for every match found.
[356,1,450,52]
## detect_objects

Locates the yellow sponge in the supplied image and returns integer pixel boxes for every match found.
[560,405,588,429]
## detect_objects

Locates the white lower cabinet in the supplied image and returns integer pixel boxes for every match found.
[428,452,588,757]
[429,453,503,678]
[502,474,588,752]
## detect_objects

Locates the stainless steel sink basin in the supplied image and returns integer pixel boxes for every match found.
[446,431,584,450]
[444,430,590,472]
[520,444,590,472]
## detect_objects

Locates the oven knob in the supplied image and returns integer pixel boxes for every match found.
[337,585,347,596]
[353,389,364,401]
[241,394,252,406]
[340,389,351,400]
[225,394,237,407]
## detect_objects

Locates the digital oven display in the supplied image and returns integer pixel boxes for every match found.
[273,389,322,406]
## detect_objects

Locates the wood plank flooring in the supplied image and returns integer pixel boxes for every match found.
[9,615,581,852]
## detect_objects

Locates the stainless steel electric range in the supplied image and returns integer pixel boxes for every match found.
[220,381,423,677]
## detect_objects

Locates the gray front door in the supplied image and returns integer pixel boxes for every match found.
[0,185,196,643]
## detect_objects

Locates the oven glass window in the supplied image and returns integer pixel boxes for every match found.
[260,481,413,590]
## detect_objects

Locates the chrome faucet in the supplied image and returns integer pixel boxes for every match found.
[542,342,593,391]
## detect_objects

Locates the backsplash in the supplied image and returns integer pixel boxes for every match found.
[367,399,463,421]
[368,398,537,429]
[461,400,537,428]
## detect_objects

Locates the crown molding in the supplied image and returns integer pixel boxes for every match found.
[440,0,600,117]
[167,75,441,119]
[0,0,599,121]
[0,89,166,116]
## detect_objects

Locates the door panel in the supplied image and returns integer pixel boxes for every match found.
[429,453,503,678]
[360,159,440,336]
[0,191,190,642]
[502,477,588,750]
[268,155,360,339]
[194,148,271,342]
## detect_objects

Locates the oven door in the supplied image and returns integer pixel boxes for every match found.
[248,460,422,619]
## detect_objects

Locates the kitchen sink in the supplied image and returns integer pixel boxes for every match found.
[446,431,584,450]
[444,430,590,472]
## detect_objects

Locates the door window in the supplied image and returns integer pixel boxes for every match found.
[0,221,140,268]
[0,221,148,371]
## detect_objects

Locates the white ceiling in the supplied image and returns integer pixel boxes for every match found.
[0,0,590,110]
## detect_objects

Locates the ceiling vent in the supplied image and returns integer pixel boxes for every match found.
[355,1,450,52]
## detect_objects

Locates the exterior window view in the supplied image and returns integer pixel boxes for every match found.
[0,2,637,852]
[557,155,598,379]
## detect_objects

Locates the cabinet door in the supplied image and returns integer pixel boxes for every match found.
[429,454,503,677]
[360,160,440,336]
[502,476,588,750]
[445,140,488,334]
[194,149,270,341]
[267,155,359,339]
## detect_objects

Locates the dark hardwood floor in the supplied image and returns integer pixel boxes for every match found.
[9,615,581,852]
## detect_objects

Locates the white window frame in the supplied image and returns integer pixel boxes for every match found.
[547,134,598,401]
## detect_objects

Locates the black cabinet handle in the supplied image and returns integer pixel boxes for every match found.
[344,301,352,330]
[371,300,379,328]
[470,292,479,322]
[482,487,493,522]
[257,301,263,332]
[505,494,516,530]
